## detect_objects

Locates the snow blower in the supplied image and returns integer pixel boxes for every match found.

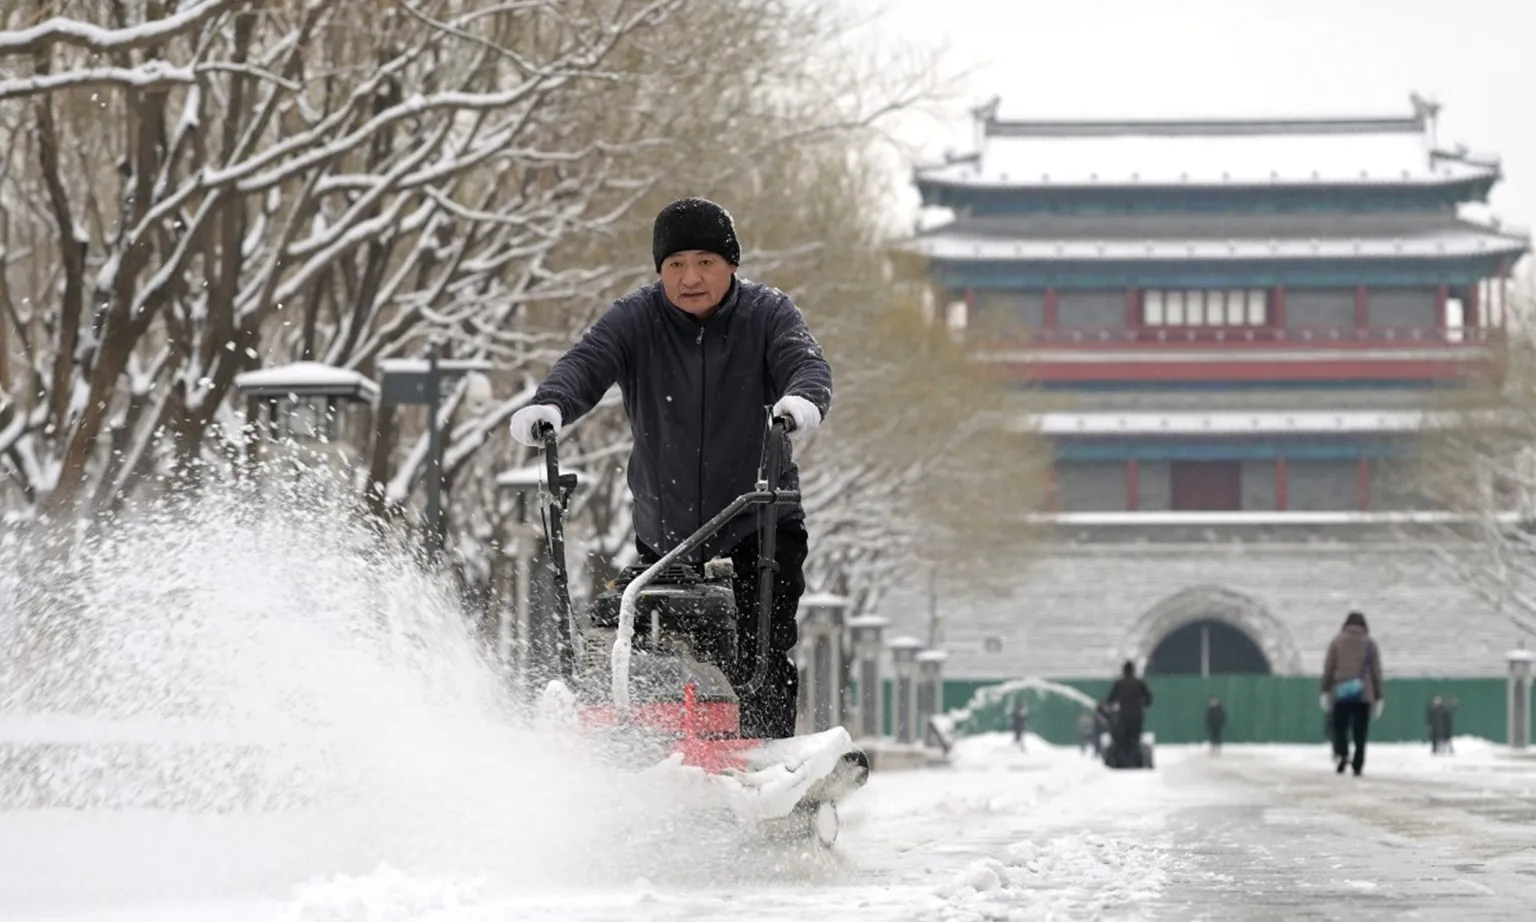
[529,413,870,847]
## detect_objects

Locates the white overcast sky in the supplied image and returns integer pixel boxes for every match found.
[840,0,1536,248]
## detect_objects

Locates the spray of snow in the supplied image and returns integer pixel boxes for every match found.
[933,676,1100,739]
[0,460,838,918]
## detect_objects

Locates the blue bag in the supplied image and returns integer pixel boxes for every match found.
[1334,641,1374,703]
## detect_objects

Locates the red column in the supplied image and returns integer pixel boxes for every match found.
[1275,457,1288,511]
[1126,459,1140,511]
[1356,457,1371,511]
[1435,284,1449,338]
[1125,288,1139,328]
[1354,284,1368,332]
[1272,285,1286,331]
[1466,282,1481,331]
[1044,288,1059,331]
[1499,258,1510,329]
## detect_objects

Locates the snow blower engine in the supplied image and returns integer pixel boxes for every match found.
[529,412,870,846]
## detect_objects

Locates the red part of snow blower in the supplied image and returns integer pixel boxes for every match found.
[530,411,869,844]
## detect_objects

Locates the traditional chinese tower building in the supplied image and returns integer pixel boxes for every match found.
[887,96,1530,684]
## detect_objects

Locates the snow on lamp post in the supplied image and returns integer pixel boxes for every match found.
[847,616,889,741]
[233,361,379,472]
[796,592,849,734]
[494,462,584,698]
[887,635,925,745]
[378,343,493,565]
[1509,643,1533,750]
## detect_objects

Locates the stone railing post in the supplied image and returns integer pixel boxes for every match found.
[887,636,925,744]
[847,616,889,740]
[1509,644,1533,750]
[916,649,948,744]
[796,592,849,733]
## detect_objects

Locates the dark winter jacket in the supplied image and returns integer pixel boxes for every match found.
[1108,677,1153,719]
[1206,704,1226,734]
[1322,624,1384,704]
[531,277,833,562]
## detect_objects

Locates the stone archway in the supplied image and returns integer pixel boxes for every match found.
[1122,585,1302,676]
[1145,618,1271,676]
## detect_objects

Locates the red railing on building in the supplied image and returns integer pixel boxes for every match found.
[974,325,1497,350]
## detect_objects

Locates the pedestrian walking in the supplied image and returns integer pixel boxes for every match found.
[1320,611,1385,777]
[1205,696,1227,754]
[1010,700,1029,749]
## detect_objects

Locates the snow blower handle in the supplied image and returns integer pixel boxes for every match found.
[738,412,793,701]
[533,420,580,678]
[609,412,800,719]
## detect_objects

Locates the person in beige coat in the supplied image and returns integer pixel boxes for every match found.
[1320,611,1385,776]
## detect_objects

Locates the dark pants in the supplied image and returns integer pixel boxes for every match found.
[638,519,807,741]
[1208,729,1223,752]
[1331,700,1371,774]
[1115,713,1144,766]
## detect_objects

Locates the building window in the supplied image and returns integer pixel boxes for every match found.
[1170,461,1242,511]
[1141,289,1267,327]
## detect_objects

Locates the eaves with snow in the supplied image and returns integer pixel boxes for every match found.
[914,96,1500,192]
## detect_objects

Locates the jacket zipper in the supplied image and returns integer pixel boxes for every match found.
[696,324,706,565]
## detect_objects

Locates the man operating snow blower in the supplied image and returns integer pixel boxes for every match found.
[507,196,831,743]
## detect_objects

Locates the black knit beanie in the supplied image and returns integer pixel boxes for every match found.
[652,197,740,271]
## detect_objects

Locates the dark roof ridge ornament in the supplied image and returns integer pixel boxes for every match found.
[1410,91,1441,146]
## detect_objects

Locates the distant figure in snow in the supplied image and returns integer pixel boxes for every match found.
[1426,696,1446,754]
[1010,700,1029,749]
[1321,610,1385,777]
[1106,660,1153,767]
[1427,696,1457,754]
[1205,696,1227,754]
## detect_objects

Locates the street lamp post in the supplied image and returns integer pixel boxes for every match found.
[378,343,492,564]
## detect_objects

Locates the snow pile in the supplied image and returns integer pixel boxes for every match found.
[284,865,483,922]
[930,829,1171,920]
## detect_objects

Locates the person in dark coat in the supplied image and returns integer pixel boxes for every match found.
[1320,611,1385,777]
[1106,660,1153,766]
[508,197,833,740]
[1010,700,1029,749]
[1426,696,1447,754]
[1205,696,1227,754]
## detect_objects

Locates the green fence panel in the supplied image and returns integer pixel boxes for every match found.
[922,675,1514,745]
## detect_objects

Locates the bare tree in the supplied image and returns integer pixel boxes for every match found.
[1409,280,1536,637]
[0,0,1046,621]
[0,0,679,523]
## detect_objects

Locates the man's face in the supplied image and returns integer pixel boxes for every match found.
[659,250,734,317]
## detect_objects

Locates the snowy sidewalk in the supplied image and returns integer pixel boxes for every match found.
[815,736,1536,921]
[1139,741,1536,921]
[12,734,1536,921]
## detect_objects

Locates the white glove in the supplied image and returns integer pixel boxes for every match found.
[509,404,562,447]
[1319,694,1329,712]
[1373,700,1385,719]
[772,394,821,435]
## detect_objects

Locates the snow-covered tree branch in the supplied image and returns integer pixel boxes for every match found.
[0,0,1045,621]
[1410,279,1536,637]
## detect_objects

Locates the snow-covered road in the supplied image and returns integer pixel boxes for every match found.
[9,733,1536,921]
